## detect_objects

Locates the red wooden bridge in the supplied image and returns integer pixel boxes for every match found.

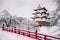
[2,26,60,40]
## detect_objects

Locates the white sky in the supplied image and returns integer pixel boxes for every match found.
[0,0,58,18]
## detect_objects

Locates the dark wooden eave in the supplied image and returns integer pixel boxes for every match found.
[34,7,47,11]
[41,12,49,15]
[31,16,40,19]
[32,12,40,15]
[41,16,47,19]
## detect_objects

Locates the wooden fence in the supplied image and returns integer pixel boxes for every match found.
[2,26,60,40]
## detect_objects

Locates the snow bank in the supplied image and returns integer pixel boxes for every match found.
[0,29,35,40]
[38,26,60,38]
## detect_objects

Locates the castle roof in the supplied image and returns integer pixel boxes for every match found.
[34,4,47,11]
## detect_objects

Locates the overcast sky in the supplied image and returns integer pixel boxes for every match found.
[0,0,58,19]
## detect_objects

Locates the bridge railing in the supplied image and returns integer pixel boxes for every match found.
[2,26,60,40]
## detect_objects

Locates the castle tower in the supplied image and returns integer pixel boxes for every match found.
[31,4,50,26]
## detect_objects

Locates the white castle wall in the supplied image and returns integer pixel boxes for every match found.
[37,10,46,13]
[34,18,50,22]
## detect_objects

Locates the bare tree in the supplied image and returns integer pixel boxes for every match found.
[1,9,12,27]
[50,0,60,26]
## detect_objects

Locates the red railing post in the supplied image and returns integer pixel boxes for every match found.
[35,30,38,39]
[44,35,48,40]
[13,27,16,33]
[2,24,5,30]
[23,32,25,35]
[19,29,21,34]
[28,31,30,37]
[2,26,4,30]
[18,29,20,34]
[6,27,8,31]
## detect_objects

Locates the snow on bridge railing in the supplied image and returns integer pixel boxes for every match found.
[2,26,60,40]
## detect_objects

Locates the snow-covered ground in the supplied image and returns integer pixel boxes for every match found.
[38,26,60,38]
[0,29,35,40]
[1,26,60,40]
